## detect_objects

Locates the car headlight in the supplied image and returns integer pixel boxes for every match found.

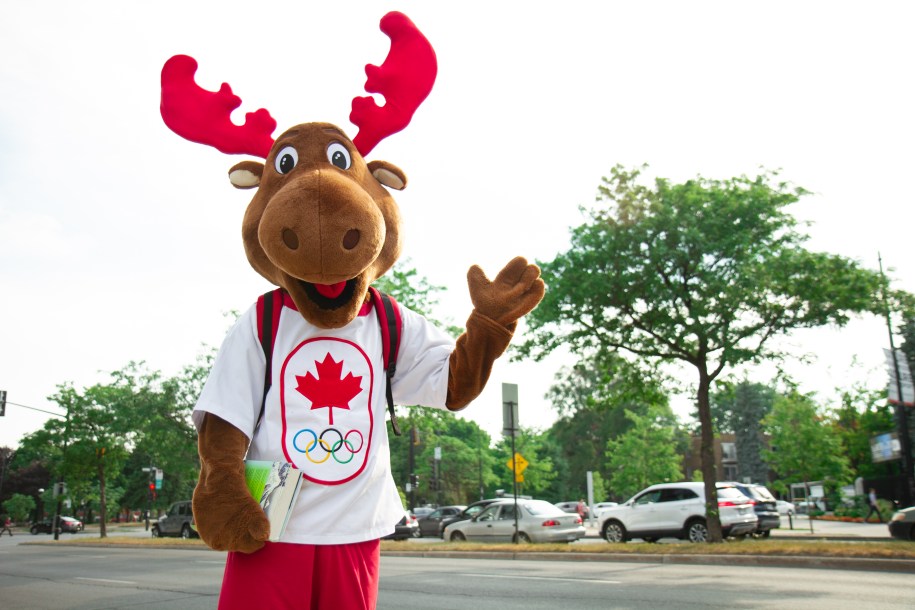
[890,512,906,522]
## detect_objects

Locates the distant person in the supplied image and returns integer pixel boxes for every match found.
[576,499,587,521]
[866,488,884,523]
[0,516,12,536]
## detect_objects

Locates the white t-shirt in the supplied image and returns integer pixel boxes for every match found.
[193,293,454,544]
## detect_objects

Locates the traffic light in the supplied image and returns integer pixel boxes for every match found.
[148,482,156,500]
[410,474,420,489]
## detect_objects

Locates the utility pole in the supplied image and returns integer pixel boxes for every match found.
[879,253,915,507]
[503,383,520,543]
[52,407,71,541]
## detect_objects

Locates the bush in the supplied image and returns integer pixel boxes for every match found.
[2,494,36,523]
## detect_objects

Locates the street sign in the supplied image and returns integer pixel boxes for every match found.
[155,468,163,490]
[884,348,915,406]
[502,383,519,436]
[506,452,529,474]
[515,473,524,483]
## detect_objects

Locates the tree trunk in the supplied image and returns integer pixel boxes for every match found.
[696,365,723,542]
[97,460,107,538]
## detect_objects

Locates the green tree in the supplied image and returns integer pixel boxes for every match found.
[521,165,891,540]
[605,406,684,500]
[542,352,671,502]
[831,380,897,479]
[2,493,36,523]
[763,390,852,504]
[710,380,774,484]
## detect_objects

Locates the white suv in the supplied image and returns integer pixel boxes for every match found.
[599,482,757,543]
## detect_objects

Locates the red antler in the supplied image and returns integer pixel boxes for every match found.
[350,12,438,156]
[160,55,277,158]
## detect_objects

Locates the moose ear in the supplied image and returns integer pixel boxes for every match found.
[368,160,407,191]
[229,161,264,189]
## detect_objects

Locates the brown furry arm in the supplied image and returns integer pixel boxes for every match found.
[446,311,515,410]
[192,413,270,553]
[446,257,545,411]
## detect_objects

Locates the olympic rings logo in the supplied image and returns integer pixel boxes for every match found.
[292,428,364,465]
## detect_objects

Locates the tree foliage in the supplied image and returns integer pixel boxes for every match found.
[605,406,684,500]
[710,380,774,484]
[520,165,892,540]
[763,390,852,498]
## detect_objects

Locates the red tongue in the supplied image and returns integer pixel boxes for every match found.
[314,282,347,298]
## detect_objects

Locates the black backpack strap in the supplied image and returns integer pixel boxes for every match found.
[255,288,284,438]
[369,287,402,436]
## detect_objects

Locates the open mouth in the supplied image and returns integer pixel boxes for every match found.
[299,279,358,310]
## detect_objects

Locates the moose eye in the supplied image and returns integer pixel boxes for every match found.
[326,142,352,170]
[274,146,298,175]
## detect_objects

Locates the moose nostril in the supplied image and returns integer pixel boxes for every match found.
[282,228,299,250]
[343,229,361,250]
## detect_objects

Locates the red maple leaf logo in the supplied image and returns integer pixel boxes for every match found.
[296,353,363,425]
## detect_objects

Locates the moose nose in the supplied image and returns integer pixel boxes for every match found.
[343,229,360,250]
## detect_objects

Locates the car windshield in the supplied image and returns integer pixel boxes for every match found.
[749,486,776,501]
[717,487,747,501]
[523,500,566,517]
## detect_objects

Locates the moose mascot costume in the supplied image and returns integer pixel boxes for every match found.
[160,12,544,609]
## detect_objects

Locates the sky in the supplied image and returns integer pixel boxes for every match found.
[2,1,914,450]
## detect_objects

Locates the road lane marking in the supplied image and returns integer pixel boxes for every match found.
[457,572,621,584]
[74,577,136,585]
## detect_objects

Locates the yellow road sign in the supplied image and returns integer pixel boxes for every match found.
[515,473,524,483]
[506,453,529,474]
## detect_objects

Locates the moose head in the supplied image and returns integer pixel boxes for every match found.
[160,11,436,328]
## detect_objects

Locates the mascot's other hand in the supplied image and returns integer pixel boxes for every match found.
[195,493,271,554]
[467,256,545,327]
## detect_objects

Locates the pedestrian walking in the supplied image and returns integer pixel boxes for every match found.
[0,515,13,536]
[866,488,884,523]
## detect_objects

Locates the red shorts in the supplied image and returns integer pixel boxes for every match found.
[218,540,380,610]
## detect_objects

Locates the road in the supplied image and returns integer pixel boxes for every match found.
[0,543,912,609]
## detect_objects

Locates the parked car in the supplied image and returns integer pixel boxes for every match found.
[594,502,619,517]
[889,506,915,541]
[30,516,84,534]
[151,500,197,539]
[555,501,590,519]
[723,482,781,538]
[383,511,420,540]
[598,482,757,543]
[438,499,502,535]
[443,499,585,544]
[410,506,435,519]
[775,500,796,516]
[416,505,466,537]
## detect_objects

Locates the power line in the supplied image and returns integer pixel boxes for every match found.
[4,400,66,419]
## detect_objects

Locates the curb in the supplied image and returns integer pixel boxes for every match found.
[380,549,915,574]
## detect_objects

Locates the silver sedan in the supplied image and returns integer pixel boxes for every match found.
[443,499,586,543]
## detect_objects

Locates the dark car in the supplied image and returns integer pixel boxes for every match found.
[416,505,466,537]
[438,499,502,536]
[383,511,420,540]
[151,501,198,539]
[726,482,780,538]
[30,516,84,534]
[889,506,915,540]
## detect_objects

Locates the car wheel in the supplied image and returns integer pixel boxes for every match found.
[450,531,466,542]
[909,525,915,542]
[756,530,771,539]
[151,526,160,538]
[180,524,192,539]
[513,532,532,544]
[30,526,39,535]
[602,520,627,543]
[411,527,421,538]
[685,519,709,543]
